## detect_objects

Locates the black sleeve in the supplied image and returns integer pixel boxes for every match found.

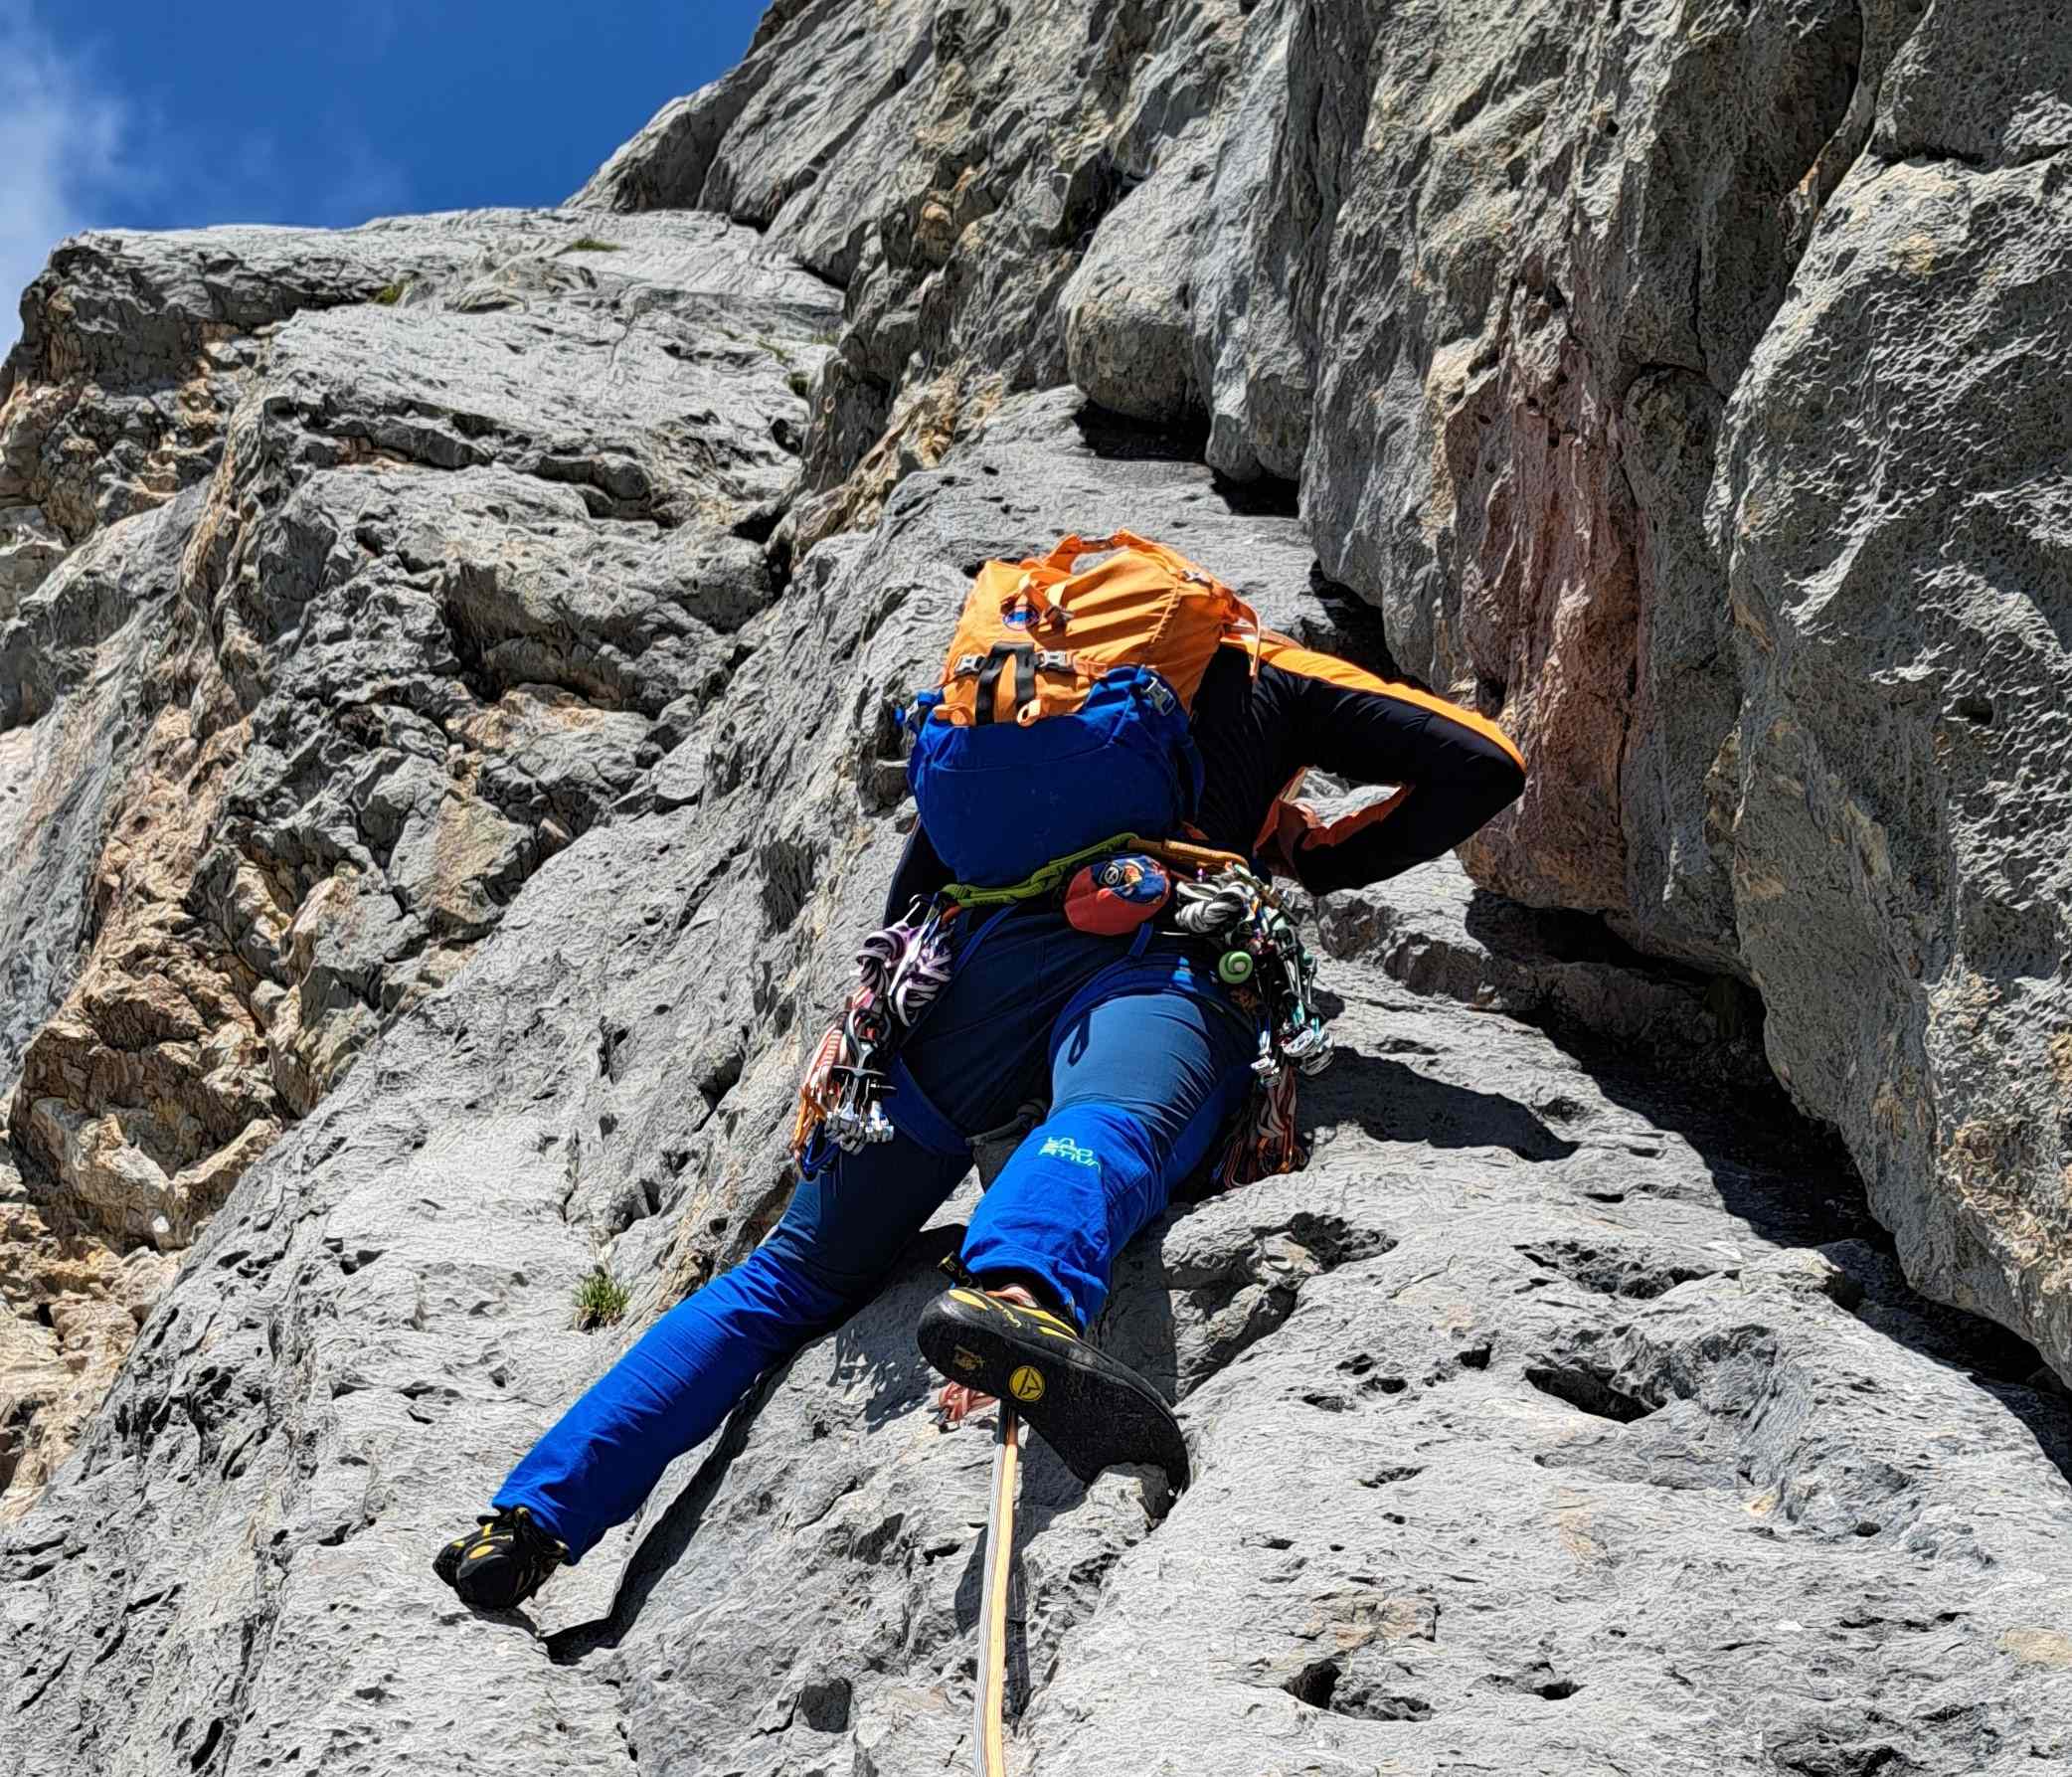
[1263,647,1526,894]
[882,821,951,923]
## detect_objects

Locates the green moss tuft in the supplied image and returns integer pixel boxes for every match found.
[561,236,624,255]
[573,1267,630,1331]
[371,280,409,306]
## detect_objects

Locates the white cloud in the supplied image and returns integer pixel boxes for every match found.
[0,4,419,356]
[0,2,129,351]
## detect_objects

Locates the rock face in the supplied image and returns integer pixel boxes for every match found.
[581,0,2072,1394]
[0,1146,170,1517]
[0,208,835,1499]
[5,372,2071,1775]
[1717,4,2072,1429]
[3,4,2072,1775]
[577,0,1254,553]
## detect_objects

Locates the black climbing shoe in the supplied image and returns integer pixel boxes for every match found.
[432,1506,565,1610]
[917,1286,1190,1492]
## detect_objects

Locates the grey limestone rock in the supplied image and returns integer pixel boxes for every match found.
[0,504,63,611]
[581,0,1253,549]
[1308,853,1770,1088]
[590,0,2072,1400]
[1717,0,2072,1400]
[1168,0,2072,1392]
[5,5,2072,1774]
[0,490,201,1084]
[0,205,835,1492]
[4,377,2070,1776]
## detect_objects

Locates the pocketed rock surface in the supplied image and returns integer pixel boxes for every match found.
[4,376,2070,1774]
[577,0,2072,1408]
[3,4,2072,1773]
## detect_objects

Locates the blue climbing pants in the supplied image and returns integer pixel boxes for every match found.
[495,905,1257,1559]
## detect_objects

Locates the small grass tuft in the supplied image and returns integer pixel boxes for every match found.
[561,236,624,255]
[573,1267,630,1331]
[371,280,409,306]
[786,369,811,400]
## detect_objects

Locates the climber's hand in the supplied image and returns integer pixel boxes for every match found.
[934,1282,1044,1426]
[937,1381,997,1425]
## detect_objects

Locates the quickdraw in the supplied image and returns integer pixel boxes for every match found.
[1168,856,1332,1188]
[790,898,956,1165]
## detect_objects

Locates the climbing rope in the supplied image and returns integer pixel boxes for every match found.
[974,1401,1021,1777]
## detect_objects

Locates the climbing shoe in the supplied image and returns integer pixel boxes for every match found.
[432,1506,565,1610]
[917,1286,1190,1492]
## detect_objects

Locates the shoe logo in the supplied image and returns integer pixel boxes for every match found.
[1039,1136,1100,1169]
[1009,1365,1046,1403]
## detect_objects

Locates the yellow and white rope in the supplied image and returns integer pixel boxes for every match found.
[974,1402,1020,1777]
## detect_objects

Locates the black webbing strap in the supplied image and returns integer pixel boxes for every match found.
[972,642,1036,725]
[974,647,1008,725]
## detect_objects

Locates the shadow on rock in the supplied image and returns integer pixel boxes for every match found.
[1823,1238,2072,1492]
[545,1364,781,1664]
[1564,1041,1871,1249]
[837,1224,967,1433]
[1093,1245,1184,1404]
[1070,402,1209,464]
[545,1231,958,1661]
[1567,1039,2072,1489]
[1307,1047,1580,1161]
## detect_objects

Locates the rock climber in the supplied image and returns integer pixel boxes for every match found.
[434,537,1524,1610]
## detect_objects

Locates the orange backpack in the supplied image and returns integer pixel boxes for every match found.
[906,534,1260,887]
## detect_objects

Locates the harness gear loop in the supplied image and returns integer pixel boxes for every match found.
[1167,855,1333,1188]
[790,897,959,1168]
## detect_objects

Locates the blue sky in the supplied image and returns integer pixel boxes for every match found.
[1,0,768,334]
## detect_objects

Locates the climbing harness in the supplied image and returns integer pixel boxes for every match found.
[974,1401,1021,1777]
[940,828,1157,909]
[947,831,1336,1167]
[789,836,1334,1185]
